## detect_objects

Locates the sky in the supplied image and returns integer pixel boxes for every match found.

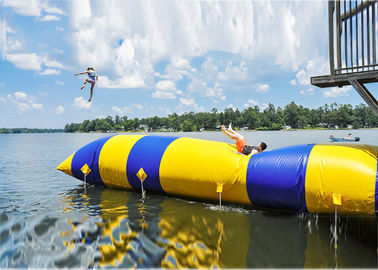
[0,0,376,128]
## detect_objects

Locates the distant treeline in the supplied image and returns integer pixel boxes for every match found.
[0,128,64,134]
[64,102,378,133]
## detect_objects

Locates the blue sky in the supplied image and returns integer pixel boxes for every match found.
[0,0,376,128]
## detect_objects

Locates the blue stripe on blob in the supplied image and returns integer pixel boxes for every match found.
[126,136,178,192]
[71,136,113,185]
[246,144,315,212]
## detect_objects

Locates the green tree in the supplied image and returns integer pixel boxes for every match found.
[242,106,260,129]
[168,113,181,131]
[284,102,300,128]
[182,120,195,131]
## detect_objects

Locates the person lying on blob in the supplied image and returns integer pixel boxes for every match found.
[221,123,267,155]
[74,67,98,102]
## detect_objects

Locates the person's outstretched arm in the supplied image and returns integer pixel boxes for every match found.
[74,71,89,76]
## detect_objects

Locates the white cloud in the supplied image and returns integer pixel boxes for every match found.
[55,105,64,115]
[323,86,352,98]
[227,104,237,111]
[39,69,60,75]
[31,103,43,109]
[112,105,131,115]
[172,58,191,70]
[7,91,43,113]
[244,99,260,108]
[5,53,41,70]
[133,103,143,110]
[73,97,92,109]
[176,97,204,113]
[56,80,64,86]
[14,102,31,112]
[156,80,176,91]
[256,83,270,93]
[7,40,22,51]
[40,3,64,15]
[0,97,5,103]
[38,15,60,22]
[218,61,249,83]
[69,1,328,95]
[292,59,329,86]
[187,78,219,98]
[3,0,41,16]
[152,80,182,99]
[40,57,64,69]
[247,99,259,106]
[14,91,27,100]
[4,53,65,72]
[56,26,64,32]
[152,90,176,99]
[97,76,145,89]
[300,87,315,96]
[3,0,63,17]
[180,98,195,106]
[248,99,259,106]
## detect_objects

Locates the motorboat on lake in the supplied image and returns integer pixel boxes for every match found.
[329,134,360,142]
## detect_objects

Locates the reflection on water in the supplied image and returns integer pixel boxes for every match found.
[0,184,377,268]
[4,185,368,268]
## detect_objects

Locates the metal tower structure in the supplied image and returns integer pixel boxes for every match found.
[311,0,378,116]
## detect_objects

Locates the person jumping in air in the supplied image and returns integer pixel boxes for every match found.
[74,67,98,102]
[222,123,267,155]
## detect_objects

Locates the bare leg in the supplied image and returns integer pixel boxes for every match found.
[227,123,238,135]
[88,82,95,102]
[81,79,89,90]
[222,125,243,141]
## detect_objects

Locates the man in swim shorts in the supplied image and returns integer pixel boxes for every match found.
[74,67,98,102]
[221,123,267,155]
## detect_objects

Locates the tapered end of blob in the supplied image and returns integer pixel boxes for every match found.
[56,153,74,176]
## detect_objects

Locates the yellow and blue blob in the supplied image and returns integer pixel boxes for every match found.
[57,135,378,215]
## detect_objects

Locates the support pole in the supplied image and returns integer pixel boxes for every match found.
[140,179,145,198]
[348,77,378,116]
[217,183,223,207]
[83,174,87,193]
[334,205,338,249]
[329,0,335,75]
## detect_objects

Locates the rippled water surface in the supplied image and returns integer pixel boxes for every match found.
[0,130,377,268]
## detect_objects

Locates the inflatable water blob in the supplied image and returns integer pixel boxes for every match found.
[57,135,378,215]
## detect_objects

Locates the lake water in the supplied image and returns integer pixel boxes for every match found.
[0,130,377,268]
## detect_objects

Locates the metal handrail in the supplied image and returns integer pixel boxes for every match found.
[329,0,377,76]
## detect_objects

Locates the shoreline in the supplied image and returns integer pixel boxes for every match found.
[1,127,377,134]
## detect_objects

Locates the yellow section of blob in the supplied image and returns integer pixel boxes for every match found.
[99,135,144,189]
[56,152,74,176]
[305,144,377,215]
[159,137,251,204]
